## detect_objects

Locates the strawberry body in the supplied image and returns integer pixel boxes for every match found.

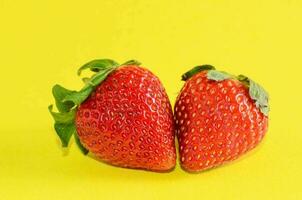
[75,66,176,171]
[175,68,268,172]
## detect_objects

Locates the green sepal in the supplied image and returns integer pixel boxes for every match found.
[49,105,76,147]
[74,132,89,155]
[54,123,76,147]
[63,87,94,106]
[84,67,117,87]
[237,74,249,87]
[260,106,270,116]
[248,79,269,116]
[77,59,119,76]
[52,85,76,113]
[182,65,215,81]
[207,70,232,81]
[121,59,141,66]
[48,105,75,124]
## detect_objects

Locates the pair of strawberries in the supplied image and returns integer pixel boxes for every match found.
[49,59,269,172]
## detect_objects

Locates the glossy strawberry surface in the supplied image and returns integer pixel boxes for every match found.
[175,71,268,172]
[75,66,176,171]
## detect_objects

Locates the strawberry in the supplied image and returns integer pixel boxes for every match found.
[175,65,269,172]
[49,59,176,171]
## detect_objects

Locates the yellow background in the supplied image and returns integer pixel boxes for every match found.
[1,0,302,199]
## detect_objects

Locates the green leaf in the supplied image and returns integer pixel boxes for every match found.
[182,65,215,81]
[49,105,76,147]
[249,79,269,107]
[238,76,270,116]
[52,85,76,113]
[74,132,89,155]
[77,59,119,76]
[121,59,141,66]
[54,123,76,147]
[63,87,93,106]
[48,105,75,124]
[260,106,270,116]
[237,74,249,82]
[237,74,249,87]
[207,70,232,81]
[89,67,116,86]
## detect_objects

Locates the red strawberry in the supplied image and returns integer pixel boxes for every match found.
[175,65,269,172]
[49,59,176,172]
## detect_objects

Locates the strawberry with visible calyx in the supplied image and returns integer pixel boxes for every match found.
[175,65,269,172]
[49,59,176,171]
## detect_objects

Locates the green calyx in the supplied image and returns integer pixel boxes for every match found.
[49,59,141,154]
[183,65,270,116]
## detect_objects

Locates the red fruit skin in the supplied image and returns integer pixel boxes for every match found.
[75,66,176,171]
[175,71,268,172]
